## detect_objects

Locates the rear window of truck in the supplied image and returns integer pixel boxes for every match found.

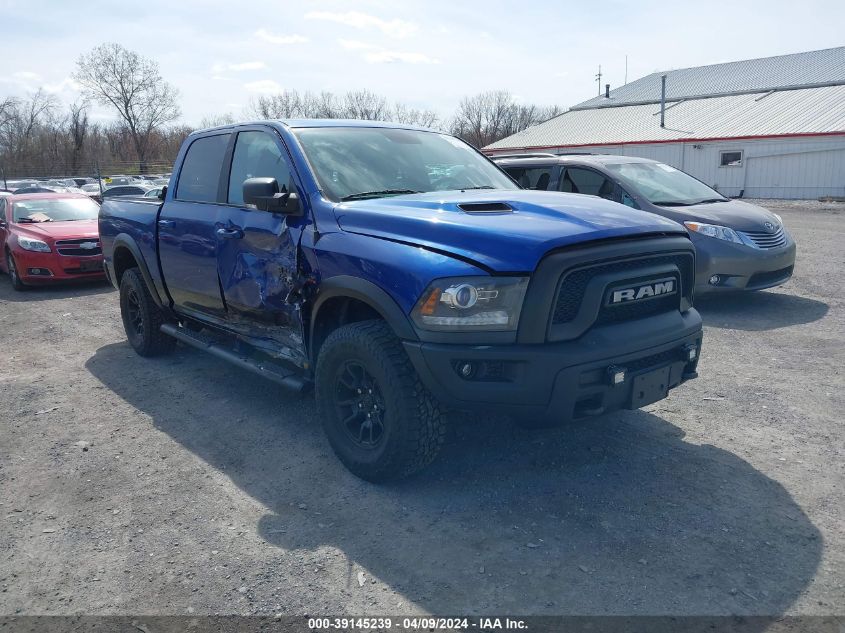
[176,134,230,203]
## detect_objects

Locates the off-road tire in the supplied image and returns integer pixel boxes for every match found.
[119,267,176,357]
[315,320,445,482]
[5,250,26,291]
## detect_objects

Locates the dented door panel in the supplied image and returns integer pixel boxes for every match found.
[216,206,306,360]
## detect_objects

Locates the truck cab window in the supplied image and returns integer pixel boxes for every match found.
[176,133,230,203]
[228,131,291,206]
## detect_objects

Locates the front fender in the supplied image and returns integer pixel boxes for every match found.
[308,276,418,363]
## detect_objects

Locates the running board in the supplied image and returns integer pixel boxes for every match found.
[160,323,309,392]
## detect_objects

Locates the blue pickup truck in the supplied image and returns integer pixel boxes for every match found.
[99,120,703,481]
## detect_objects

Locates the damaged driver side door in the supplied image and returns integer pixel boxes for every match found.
[216,127,306,363]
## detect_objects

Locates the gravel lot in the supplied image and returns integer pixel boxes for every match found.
[0,200,842,618]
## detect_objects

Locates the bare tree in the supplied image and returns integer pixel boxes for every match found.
[199,113,235,129]
[450,90,562,148]
[247,91,305,119]
[391,103,440,129]
[67,102,89,173]
[74,43,181,172]
[341,90,388,120]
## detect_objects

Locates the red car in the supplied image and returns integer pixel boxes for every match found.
[0,192,105,290]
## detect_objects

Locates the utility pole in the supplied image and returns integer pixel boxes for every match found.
[595,65,603,96]
[625,55,628,85]
[95,161,103,197]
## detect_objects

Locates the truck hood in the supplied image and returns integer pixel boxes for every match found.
[13,219,99,242]
[334,190,686,271]
[653,199,781,232]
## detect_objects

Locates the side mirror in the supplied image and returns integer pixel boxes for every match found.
[158,185,167,201]
[242,177,301,215]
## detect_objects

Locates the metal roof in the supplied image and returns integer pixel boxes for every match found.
[574,46,845,110]
[485,84,845,150]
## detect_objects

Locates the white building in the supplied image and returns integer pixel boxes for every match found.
[485,47,845,199]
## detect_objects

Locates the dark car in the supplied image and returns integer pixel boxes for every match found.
[101,185,152,198]
[14,186,59,195]
[493,154,796,294]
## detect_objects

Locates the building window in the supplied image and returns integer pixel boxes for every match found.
[720,150,743,167]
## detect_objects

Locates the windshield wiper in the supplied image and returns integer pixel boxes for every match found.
[692,198,728,204]
[456,185,495,190]
[340,189,421,201]
[18,217,53,223]
[651,200,695,207]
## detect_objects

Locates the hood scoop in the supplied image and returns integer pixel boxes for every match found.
[457,201,513,214]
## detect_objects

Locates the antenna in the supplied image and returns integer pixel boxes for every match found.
[595,65,603,96]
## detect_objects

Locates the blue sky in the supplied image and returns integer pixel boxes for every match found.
[1,0,843,125]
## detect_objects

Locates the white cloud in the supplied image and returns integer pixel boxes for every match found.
[363,50,439,65]
[43,77,80,94]
[338,39,377,51]
[212,61,267,73]
[338,39,437,65]
[13,70,41,81]
[243,79,283,93]
[254,29,309,45]
[305,11,416,38]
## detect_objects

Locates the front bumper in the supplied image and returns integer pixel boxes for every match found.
[11,248,105,283]
[692,233,796,293]
[404,310,702,424]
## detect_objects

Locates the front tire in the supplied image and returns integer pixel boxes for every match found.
[119,267,176,357]
[315,320,445,482]
[5,251,26,291]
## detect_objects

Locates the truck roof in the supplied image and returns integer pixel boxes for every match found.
[194,119,437,135]
[492,154,660,166]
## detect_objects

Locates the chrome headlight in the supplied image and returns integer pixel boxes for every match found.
[411,276,529,331]
[684,221,742,244]
[17,236,51,252]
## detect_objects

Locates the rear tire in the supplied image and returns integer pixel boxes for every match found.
[119,267,176,357]
[315,320,445,482]
[5,251,26,291]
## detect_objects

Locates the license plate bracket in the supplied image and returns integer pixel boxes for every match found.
[629,366,671,409]
[79,259,102,272]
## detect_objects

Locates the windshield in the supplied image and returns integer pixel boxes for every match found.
[13,197,99,223]
[293,127,518,201]
[606,162,726,206]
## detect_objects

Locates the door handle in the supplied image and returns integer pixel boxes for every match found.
[158,219,175,228]
[217,227,244,240]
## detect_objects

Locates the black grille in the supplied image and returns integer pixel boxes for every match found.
[740,227,787,249]
[55,238,101,256]
[552,254,693,325]
[595,292,679,325]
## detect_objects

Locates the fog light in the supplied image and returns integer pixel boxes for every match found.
[458,362,475,378]
[607,365,626,386]
[684,344,698,361]
[708,274,721,286]
[27,268,52,276]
